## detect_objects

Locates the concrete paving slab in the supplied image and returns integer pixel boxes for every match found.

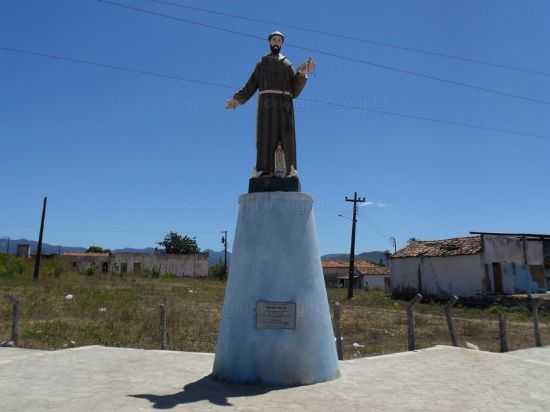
[507,346,550,366]
[0,347,51,366]
[1,345,549,412]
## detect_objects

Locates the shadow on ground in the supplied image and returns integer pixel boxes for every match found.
[130,375,278,408]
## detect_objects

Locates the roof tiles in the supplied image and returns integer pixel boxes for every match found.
[392,236,482,258]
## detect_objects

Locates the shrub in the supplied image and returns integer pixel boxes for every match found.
[208,260,226,280]
[0,254,31,279]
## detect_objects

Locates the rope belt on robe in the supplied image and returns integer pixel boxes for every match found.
[259,89,293,97]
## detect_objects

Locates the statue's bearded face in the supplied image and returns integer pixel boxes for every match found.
[269,36,283,54]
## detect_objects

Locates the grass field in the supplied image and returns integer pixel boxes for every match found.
[1,254,548,359]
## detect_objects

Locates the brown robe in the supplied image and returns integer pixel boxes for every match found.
[233,53,307,176]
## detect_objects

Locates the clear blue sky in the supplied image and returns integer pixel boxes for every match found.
[2,0,549,254]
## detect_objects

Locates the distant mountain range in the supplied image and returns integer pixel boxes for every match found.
[0,238,387,267]
[0,238,85,255]
[0,238,157,256]
[0,238,234,266]
[321,251,388,265]
[203,249,232,267]
[205,250,388,267]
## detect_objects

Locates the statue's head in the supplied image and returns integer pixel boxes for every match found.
[268,31,285,54]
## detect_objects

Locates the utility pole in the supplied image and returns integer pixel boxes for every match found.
[33,197,47,281]
[390,236,397,254]
[345,192,366,299]
[221,230,228,279]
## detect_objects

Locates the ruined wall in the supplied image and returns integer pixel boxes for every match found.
[64,253,208,277]
[482,235,543,265]
[390,254,483,298]
[360,275,389,290]
[110,253,208,277]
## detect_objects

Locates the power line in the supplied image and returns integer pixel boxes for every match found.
[139,0,550,78]
[98,0,550,106]
[1,45,548,141]
[302,97,548,141]
[0,46,234,90]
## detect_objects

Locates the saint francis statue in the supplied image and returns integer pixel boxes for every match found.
[226,31,316,183]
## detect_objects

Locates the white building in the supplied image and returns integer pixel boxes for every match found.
[62,251,208,277]
[322,260,391,292]
[390,233,550,298]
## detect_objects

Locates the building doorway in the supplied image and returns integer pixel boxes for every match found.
[492,262,503,294]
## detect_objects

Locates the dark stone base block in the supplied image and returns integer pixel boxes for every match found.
[248,176,301,193]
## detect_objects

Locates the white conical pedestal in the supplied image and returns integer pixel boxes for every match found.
[212,192,340,386]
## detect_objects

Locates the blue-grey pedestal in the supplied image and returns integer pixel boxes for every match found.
[212,192,340,386]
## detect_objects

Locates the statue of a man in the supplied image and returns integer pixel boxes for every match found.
[226,31,316,181]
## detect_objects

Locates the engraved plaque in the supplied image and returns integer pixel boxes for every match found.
[256,300,296,330]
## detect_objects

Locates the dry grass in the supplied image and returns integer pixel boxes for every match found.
[0,256,225,351]
[1,255,548,359]
[329,289,550,358]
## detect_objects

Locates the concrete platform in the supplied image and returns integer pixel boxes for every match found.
[506,346,550,366]
[1,345,549,411]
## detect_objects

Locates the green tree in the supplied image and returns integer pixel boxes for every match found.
[86,246,111,253]
[158,231,200,254]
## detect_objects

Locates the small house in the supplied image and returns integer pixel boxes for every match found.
[390,232,550,298]
[322,260,391,292]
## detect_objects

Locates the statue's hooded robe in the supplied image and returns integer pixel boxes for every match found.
[233,53,307,176]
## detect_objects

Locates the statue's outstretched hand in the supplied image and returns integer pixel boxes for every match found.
[298,57,316,75]
[225,98,240,109]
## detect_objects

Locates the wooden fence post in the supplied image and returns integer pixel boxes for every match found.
[532,300,542,348]
[4,295,20,347]
[498,313,509,353]
[407,293,423,351]
[333,302,344,360]
[160,303,168,350]
[11,298,20,346]
[444,295,459,347]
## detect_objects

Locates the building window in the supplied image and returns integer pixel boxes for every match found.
[133,262,142,273]
[102,262,109,273]
[121,262,128,273]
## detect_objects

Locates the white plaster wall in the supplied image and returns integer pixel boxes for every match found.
[482,235,543,265]
[361,275,387,289]
[109,254,208,277]
[390,254,483,297]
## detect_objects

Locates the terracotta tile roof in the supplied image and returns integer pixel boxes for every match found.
[322,260,389,275]
[355,261,390,276]
[322,260,349,269]
[392,236,482,258]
